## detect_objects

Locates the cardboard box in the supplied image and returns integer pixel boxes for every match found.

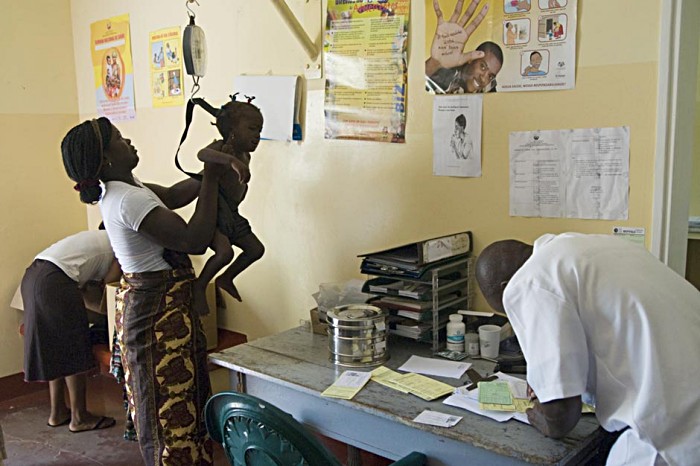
[309,307,328,335]
[105,282,219,351]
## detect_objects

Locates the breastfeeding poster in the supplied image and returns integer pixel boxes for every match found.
[425,0,577,94]
[90,14,136,120]
[324,0,410,143]
[149,27,184,108]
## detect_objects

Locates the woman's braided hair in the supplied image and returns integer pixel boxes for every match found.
[61,117,112,204]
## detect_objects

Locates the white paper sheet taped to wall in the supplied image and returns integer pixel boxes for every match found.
[233,75,304,142]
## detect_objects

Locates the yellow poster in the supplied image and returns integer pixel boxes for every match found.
[324,0,410,143]
[150,27,184,108]
[90,14,136,121]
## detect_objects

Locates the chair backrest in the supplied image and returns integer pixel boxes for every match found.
[205,391,343,466]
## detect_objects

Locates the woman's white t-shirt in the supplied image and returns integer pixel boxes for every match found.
[99,178,171,273]
[35,230,113,286]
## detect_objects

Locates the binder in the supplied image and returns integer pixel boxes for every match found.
[360,252,470,279]
[358,231,472,268]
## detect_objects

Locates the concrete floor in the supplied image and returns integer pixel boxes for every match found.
[0,372,226,466]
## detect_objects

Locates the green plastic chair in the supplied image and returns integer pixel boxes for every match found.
[205,391,427,466]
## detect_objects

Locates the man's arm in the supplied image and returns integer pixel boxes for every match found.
[526,395,582,439]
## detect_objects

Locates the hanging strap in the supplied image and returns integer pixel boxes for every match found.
[174,97,220,181]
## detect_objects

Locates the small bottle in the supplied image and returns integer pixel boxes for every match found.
[446,314,466,352]
[465,332,480,356]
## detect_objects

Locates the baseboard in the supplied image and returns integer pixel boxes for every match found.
[2,328,247,403]
[0,372,48,404]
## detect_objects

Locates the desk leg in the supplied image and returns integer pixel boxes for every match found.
[347,445,362,466]
[234,371,246,393]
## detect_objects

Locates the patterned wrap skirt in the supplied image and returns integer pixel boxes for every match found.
[114,267,212,466]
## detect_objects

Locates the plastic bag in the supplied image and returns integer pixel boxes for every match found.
[312,279,374,319]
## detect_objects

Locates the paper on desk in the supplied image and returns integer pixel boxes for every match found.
[398,355,470,379]
[394,373,455,401]
[371,366,410,393]
[321,370,372,400]
[443,395,515,422]
[478,381,513,405]
[413,410,462,428]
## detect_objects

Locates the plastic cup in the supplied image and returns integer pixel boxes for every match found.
[478,324,501,359]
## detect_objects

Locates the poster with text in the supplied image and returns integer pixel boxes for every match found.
[90,14,136,120]
[324,0,410,143]
[425,0,577,94]
[150,27,184,108]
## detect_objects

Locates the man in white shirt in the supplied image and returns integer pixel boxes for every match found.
[475,233,700,465]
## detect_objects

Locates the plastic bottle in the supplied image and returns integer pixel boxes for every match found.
[446,314,466,352]
[465,332,480,356]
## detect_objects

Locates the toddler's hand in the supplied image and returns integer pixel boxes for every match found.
[230,158,251,183]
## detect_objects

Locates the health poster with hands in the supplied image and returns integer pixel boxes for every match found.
[324,0,410,143]
[425,0,577,94]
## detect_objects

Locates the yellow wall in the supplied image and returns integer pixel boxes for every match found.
[62,0,662,343]
[0,1,84,377]
[0,0,668,377]
[691,50,700,217]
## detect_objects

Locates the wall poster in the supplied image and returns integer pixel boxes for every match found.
[324,0,410,143]
[149,27,184,108]
[90,14,136,120]
[425,0,577,94]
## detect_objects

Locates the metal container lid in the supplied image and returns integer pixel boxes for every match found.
[326,304,386,328]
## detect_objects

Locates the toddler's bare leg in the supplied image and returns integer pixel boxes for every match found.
[194,230,233,315]
[216,232,264,302]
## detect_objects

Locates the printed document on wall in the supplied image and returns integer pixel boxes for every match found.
[509,127,630,219]
[433,94,482,177]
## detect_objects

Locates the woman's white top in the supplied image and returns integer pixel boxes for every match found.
[35,230,114,286]
[100,177,170,273]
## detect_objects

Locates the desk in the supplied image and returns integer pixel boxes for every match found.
[209,327,602,465]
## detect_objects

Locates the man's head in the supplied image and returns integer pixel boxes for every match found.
[529,51,542,68]
[475,240,533,313]
[460,41,504,93]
